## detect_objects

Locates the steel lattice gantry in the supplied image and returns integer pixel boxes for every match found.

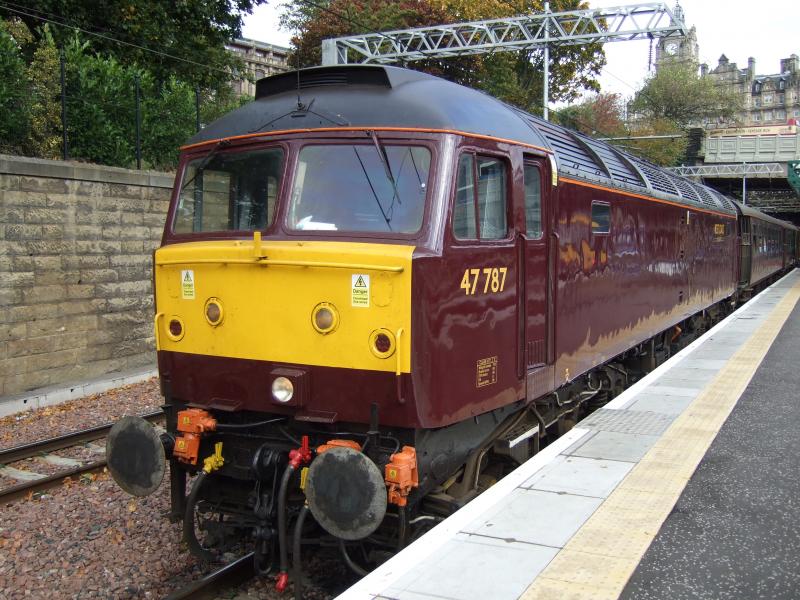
[666,163,800,214]
[320,3,687,66]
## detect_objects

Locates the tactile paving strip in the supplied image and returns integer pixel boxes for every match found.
[578,408,675,436]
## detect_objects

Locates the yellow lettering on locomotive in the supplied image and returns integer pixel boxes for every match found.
[460,267,508,295]
[714,223,726,235]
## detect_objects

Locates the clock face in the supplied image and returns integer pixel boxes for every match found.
[665,42,679,55]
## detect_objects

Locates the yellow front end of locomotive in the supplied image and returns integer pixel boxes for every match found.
[153,239,413,373]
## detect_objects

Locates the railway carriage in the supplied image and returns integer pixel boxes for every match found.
[106,65,795,587]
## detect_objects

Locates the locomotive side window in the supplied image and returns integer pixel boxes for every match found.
[453,155,477,239]
[591,201,611,234]
[523,164,542,238]
[173,148,283,233]
[453,153,507,240]
[288,144,430,233]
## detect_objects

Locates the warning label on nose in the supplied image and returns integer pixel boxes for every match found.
[181,270,195,300]
[351,274,370,307]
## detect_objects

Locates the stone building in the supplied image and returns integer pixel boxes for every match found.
[226,37,291,97]
[701,54,800,127]
[653,5,800,128]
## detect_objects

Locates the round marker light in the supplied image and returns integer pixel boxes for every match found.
[311,303,339,334]
[272,377,294,403]
[167,317,185,341]
[204,298,223,326]
[369,329,396,359]
[374,333,392,354]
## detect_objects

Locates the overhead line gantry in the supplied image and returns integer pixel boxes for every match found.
[321,2,688,120]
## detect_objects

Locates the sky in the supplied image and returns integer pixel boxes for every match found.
[242,0,798,102]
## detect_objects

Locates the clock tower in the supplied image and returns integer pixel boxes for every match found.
[655,4,699,71]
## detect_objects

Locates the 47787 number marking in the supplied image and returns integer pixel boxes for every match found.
[460,267,508,295]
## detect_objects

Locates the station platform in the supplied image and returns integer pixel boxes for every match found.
[338,269,800,600]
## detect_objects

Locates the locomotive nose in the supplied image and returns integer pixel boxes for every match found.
[106,416,168,497]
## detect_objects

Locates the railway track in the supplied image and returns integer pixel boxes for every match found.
[0,410,163,503]
[164,553,255,600]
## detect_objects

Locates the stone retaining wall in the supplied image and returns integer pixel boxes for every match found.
[0,155,174,397]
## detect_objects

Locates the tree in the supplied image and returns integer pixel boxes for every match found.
[629,62,742,128]
[0,21,29,153]
[555,93,626,137]
[26,25,61,159]
[283,0,606,114]
[1,0,269,92]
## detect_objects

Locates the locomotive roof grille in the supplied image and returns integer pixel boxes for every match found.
[626,157,681,197]
[579,135,646,188]
[690,181,725,210]
[668,173,703,204]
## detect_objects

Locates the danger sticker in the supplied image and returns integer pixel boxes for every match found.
[181,270,195,300]
[351,274,370,307]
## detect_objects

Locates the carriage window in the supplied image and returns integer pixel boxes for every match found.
[288,144,430,233]
[524,164,542,238]
[173,148,283,233]
[591,201,610,234]
[453,154,507,240]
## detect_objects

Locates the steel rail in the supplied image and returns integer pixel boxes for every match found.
[164,553,256,600]
[0,410,165,504]
[0,459,109,503]
[0,410,164,464]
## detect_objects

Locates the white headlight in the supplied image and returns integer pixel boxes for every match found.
[272,376,294,403]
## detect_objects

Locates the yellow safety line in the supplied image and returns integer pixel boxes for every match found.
[521,278,800,600]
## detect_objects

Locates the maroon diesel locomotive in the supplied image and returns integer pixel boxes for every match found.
[107,65,798,588]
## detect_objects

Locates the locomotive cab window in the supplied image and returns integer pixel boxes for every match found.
[453,153,507,240]
[591,201,610,234]
[288,144,430,234]
[523,163,542,238]
[173,148,283,234]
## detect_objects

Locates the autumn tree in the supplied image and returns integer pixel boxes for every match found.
[283,0,606,114]
[555,93,626,137]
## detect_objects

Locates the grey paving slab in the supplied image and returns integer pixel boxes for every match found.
[464,488,602,548]
[681,359,729,370]
[626,393,693,415]
[522,456,633,498]
[579,409,674,436]
[388,533,558,600]
[650,376,707,389]
[566,430,659,462]
[642,385,701,397]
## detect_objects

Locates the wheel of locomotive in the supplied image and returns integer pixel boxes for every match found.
[183,473,238,564]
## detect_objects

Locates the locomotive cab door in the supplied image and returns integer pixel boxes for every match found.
[520,155,552,399]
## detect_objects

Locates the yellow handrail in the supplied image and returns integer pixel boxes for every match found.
[395,327,404,376]
[156,258,403,272]
[153,312,164,351]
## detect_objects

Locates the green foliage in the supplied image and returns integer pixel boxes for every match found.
[2,0,267,93]
[0,21,29,153]
[630,62,742,128]
[284,0,605,114]
[26,25,61,159]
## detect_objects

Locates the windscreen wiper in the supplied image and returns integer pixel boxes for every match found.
[368,131,401,206]
[179,139,231,194]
